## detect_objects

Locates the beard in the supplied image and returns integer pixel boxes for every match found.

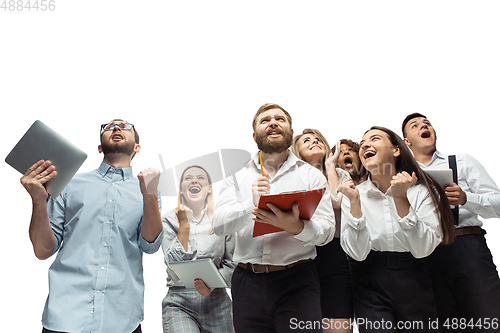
[255,128,293,154]
[100,139,136,156]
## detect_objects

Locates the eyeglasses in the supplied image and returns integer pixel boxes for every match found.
[100,122,135,134]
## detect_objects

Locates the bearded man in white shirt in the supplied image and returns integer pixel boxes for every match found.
[213,103,336,333]
[402,113,500,332]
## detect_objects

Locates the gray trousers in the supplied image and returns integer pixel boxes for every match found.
[162,286,235,333]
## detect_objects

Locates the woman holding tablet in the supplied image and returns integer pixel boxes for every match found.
[161,165,235,333]
[291,128,354,333]
[338,126,454,333]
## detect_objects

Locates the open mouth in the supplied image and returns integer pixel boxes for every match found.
[112,133,124,141]
[267,129,282,138]
[363,151,376,160]
[343,156,353,169]
[421,131,431,139]
[189,186,202,194]
[310,145,322,151]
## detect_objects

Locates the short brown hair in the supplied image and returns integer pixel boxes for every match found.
[401,112,427,138]
[252,103,292,131]
[101,118,140,144]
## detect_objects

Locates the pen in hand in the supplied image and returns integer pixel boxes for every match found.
[259,151,265,177]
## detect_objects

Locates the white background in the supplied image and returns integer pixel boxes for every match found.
[1,1,500,332]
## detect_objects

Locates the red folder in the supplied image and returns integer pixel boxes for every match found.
[252,187,326,237]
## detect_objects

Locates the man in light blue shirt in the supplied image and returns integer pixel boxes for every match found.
[21,119,163,333]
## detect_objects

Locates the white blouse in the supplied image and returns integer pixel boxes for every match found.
[340,177,442,261]
[162,207,236,287]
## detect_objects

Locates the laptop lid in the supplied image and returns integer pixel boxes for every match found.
[5,120,87,197]
[169,258,229,289]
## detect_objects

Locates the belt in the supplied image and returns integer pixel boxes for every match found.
[238,259,311,273]
[366,251,419,269]
[455,226,486,237]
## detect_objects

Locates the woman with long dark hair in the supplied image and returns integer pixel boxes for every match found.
[339,126,454,332]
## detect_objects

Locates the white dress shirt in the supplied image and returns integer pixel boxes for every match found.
[340,177,442,261]
[213,151,336,265]
[418,151,500,228]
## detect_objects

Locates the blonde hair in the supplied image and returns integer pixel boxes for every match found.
[178,165,214,221]
[291,128,332,177]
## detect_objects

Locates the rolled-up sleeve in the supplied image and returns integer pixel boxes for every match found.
[47,189,67,254]
[139,194,163,254]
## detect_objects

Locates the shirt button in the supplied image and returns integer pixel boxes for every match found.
[103,243,107,247]
[96,290,101,294]
[100,266,105,270]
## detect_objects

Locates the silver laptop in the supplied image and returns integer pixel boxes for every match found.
[5,120,87,197]
[425,169,453,188]
[169,259,229,289]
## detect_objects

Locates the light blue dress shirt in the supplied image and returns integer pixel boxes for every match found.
[42,162,163,333]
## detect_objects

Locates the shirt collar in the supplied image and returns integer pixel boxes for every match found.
[97,162,133,181]
[251,150,306,175]
[422,150,446,166]
[364,176,392,196]
[433,150,446,160]
[192,207,207,224]
[412,149,445,167]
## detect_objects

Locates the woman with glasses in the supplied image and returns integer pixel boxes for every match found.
[161,165,235,333]
[291,129,354,333]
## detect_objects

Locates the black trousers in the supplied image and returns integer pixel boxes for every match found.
[42,324,141,333]
[231,260,322,333]
[426,234,500,333]
[350,251,437,333]
[314,237,354,319]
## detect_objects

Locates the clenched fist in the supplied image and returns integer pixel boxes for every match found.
[138,168,160,196]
